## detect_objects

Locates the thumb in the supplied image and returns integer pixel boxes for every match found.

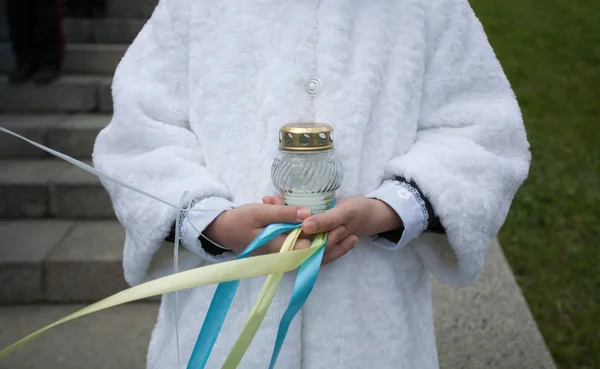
[302,208,344,234]
[257,204,311,225]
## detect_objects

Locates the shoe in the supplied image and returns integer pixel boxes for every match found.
[8,63,34,84]
[32,65,60,85]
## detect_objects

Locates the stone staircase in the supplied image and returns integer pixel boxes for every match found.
[0,2,556,368]
[0,1,148,305]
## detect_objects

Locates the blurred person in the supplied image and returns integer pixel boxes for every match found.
[6,0,64,84]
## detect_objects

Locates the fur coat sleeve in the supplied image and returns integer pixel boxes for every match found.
[92,0,233,285]
[385,0,531,287]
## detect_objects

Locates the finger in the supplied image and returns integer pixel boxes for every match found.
[293,238,312,250]
[272,196,286,206]
[299,232,315,241]
[263,234,311,254]
[258,204,311,224]
[302,208,345,235]
[261,196,275,205]
[261,196,286,206]
[322,235,359,265]
[262,234,290,254]
[323,226,349,254]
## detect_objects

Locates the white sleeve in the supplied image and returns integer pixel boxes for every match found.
[382,0,531,286]
[365,181,429,251]
[92,0,234,285]
[180,197,238,263]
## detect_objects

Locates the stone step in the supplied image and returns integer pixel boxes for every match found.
[0,159,114,219]
[0,303,159,369]
[0,236,556,368]
[0,0,158,18]
[0,43,127,75]
[0,220,126,302]
[0,75,112,113]
[0,114,110,159]
[0,219,168,303]
[0,17,146,44]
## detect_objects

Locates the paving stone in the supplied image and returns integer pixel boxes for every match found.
[0,220,74,302]
[433,240,556,369]
[44,221,128,302]
[0,115,65,158]
[0,160,71,217]
[46,114,110,158]
[0,303,159,369]
[0,76,109,113]
[49,163,115,218]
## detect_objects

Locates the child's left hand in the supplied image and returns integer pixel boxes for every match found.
[262,195,402,265]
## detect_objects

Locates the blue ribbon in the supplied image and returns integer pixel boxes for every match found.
[268,234,327,369]
[187,201,335,368]
[186,222,300,369]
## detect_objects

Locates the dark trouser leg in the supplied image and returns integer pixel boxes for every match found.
[6,0,37,66]
[34,0,64,69]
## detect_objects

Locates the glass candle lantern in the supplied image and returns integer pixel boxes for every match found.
[271,123,343,214]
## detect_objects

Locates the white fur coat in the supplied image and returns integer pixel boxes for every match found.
[92,0,531,368]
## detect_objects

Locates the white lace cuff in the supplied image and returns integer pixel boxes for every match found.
[179,196,237,263]
[365,180,429,251]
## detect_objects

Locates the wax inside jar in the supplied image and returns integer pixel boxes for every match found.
[271,150,343,214]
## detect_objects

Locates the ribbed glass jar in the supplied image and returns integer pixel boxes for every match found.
[271,149,343,213]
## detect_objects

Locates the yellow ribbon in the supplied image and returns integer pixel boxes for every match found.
[0,245,323,360]
[221,228,302,368]
[221,230,327,368]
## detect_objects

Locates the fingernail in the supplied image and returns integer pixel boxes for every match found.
[304,220,316,233]
[296,208,310,221]
[261,197,267,204]
[351,238,359,248]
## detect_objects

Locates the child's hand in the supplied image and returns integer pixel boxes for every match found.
[263,195,402,265]
[204,203,312,255]
[262,195,359,264]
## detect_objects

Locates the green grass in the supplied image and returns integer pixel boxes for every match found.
[469,0,600,367]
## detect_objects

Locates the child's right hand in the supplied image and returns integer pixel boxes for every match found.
[203,203,313,255]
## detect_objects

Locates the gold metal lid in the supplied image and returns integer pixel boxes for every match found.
[279,122,334,152]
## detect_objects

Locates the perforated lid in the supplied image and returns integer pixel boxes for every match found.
[279,123,334,152]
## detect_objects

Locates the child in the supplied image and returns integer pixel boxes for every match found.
[93,0,531,368]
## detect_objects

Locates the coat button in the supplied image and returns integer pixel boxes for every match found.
[306,78,322,96]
